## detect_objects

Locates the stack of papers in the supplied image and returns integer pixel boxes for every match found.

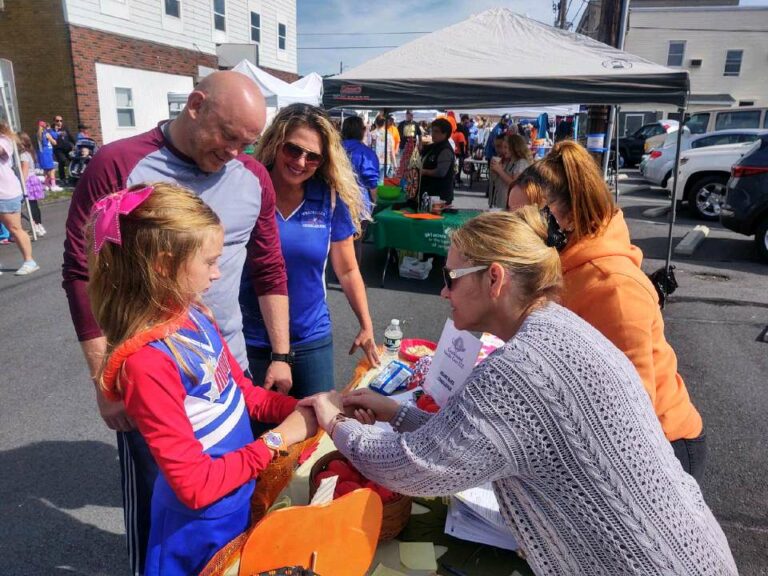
[444,483,518,551]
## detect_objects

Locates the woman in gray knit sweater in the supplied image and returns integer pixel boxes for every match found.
[299,208,737,576]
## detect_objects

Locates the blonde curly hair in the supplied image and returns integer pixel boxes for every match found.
[255,104,367,234]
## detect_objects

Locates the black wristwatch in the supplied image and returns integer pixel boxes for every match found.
[270,350,295,366]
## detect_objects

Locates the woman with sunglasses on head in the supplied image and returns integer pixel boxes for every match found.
[240,104,379,401]
[508,141,706,483]
[298,208,736,576]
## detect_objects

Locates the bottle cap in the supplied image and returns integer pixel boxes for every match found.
[391,319,400,326]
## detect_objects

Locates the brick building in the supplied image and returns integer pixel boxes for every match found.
[0,0,298,144]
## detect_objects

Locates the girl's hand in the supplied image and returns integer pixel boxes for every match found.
[297,391,345,431]
[272,407,318,447]
[349,327,380,367]
[342,389,399,423]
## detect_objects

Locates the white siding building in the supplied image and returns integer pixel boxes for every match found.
[625,5,768,112]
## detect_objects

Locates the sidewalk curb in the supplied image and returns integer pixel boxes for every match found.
[674,225,710,256]
[642,206,670,218]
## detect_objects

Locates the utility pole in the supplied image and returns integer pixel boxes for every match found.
[558,0,568,29]
[586,0,622,166]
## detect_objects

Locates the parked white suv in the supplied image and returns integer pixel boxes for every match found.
[667,141,759,220]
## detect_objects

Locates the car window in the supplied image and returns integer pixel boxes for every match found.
[685,113,710,134]
[764,114,768,129]
[715,111,761,130]
[735,134,760,144]
[691,134,735,148]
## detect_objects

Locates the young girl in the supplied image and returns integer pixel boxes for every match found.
[35,121,59,191]
[18,132,46,236]
[88,182,316,576]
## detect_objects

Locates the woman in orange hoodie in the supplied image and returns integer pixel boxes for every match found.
[509,140,706,482]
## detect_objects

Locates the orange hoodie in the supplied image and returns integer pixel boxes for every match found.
[560,210,703,441]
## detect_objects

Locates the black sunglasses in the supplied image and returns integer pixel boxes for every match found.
[281,141,324,167]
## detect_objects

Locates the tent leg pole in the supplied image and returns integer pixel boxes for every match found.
[615,106,621,203]
[383,109,389,180]
[664,106,687,277]
[602,105,616,181]
[11,140,37,241]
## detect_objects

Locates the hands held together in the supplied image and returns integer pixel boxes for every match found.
[297,388,399,435]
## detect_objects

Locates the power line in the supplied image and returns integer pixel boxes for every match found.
[298,31,429,36]
[298,45,399,50]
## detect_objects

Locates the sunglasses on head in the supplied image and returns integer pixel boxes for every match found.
[281,141,324,167]
[442,265,488,291]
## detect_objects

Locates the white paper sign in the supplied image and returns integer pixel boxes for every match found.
[423,318,482,407]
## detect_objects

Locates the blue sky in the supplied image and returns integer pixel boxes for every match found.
[297,0,768,76]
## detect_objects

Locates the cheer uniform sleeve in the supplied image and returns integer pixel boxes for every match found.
[121,346,275,510]
[223,341,297,423]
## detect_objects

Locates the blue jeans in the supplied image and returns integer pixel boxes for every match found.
[247,334,335,399]
[671,432,707,484]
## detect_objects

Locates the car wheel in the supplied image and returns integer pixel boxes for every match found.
[756,218,768,263]
[686,174,728,221]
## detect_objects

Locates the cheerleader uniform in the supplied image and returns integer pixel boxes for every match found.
[120,307,297,575]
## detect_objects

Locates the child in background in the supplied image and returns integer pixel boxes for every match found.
[17,132,46,237]
[88,183,317,576]
[36,121,60,192]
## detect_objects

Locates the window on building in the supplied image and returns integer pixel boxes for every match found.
[115,88,135,127]
[213,0,225,32]
[165,0,180,18]
[250,11,261,43]
[738,101,754,107]
[278,22,286,50]
[666,41,685,67]
[724,50,743,76]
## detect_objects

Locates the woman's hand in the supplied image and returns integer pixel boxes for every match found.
[297,391,345,431]
[490,157,503,174]
[349,326,380,367]
[342,389,399,423]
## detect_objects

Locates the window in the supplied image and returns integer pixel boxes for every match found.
[250,11,260,43]
[691,134,737,149]
[715,111,761,130]
[666,41,685,67]
[738,101,754,107]
[165,0,180,18]
[213,0,225,32]
[685,113,710,134]
[724,50,742,76]
[278,22,286,50]
[115,88,135,127]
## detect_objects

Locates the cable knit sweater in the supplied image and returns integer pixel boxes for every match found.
[334,304,736,576]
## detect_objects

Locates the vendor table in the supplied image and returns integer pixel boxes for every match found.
[201,357,529,576]
[373,190,408,213]
[463,158,489,186]
[371,207,482,286]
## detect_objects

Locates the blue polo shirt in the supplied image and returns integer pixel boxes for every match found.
[342,139,379,215]
[240,178,356,348]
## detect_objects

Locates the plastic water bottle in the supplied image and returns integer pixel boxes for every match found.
[383,319,403,361]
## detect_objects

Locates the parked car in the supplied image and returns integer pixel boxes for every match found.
[641,128,768,188]
[685,106,768,135]
[619,120,678,167]
[721,134,768,262]
[667,140,759,220]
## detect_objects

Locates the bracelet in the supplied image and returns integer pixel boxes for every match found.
[327,413,348,440]
[390,404,408,430]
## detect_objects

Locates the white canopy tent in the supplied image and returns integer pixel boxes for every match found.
[233,60,322,109]
[323,8,689,295]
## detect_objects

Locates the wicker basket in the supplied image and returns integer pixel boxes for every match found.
[309,450,411,541]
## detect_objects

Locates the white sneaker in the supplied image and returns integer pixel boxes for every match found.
[50,185,64,192]
[34,223,46,237]
[15,261,40,276]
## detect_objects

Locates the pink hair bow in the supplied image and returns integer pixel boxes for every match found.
[92,186,154,252]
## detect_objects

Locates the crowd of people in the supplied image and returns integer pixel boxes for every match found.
[35,70,735,575]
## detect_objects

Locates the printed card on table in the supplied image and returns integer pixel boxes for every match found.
[423,318,482,407]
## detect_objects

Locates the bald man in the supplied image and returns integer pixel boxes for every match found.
[62,71,290,575]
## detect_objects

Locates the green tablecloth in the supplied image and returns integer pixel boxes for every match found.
[372,207,483,256]
[373,190,408,213]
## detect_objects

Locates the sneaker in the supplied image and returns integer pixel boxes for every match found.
[50,184,64,192]
[15,261,40,276]
[0,239,9,245]
[34,223,46,237]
